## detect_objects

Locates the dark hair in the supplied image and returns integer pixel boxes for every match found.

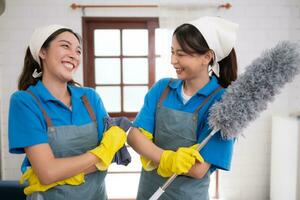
[18,28,81,90]
[173,23,237,88]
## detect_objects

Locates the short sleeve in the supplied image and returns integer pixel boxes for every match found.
[9,92,48,154]
[133,78,170,134]
[196,88,234,172]
[197,112,234,172]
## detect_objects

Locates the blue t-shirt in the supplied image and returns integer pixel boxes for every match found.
[134,76,234,172]
[9,81,108,154]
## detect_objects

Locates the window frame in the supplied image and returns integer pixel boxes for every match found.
[82,17,158,119]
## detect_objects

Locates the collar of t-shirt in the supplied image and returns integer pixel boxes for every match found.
[181,84,192,104]
[169,76,220,98]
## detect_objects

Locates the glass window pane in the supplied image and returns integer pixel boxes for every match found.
[123,58,148,84]
[123,29,148,56]
[155,57,176,81]
[155,28,173,55]
[108,147,141,172]
[124,86,148,112]
[96,86,121,112]
[106,173,140,199]
[95,58,120,84]
[94,29,120,56]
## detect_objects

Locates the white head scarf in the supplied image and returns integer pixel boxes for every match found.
[188,16,239,77]
[29,24,68,78]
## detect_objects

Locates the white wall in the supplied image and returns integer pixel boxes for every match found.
[270,116,299,200]
[0,0,300,199]
[217,1,300,199]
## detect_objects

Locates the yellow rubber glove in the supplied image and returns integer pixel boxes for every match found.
[19,168,84,195]
[157,144,204,177]
[139,128,158,171]
[89,126,126,171]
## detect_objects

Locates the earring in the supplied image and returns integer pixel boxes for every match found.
[208,65,213,77]
[32,68,42,78]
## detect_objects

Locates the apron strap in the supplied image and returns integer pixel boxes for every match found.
[26,90,54,128]
[81,95,97,122]
[192,86,223,119]
[26,92,97,130]
[158,79,174,105]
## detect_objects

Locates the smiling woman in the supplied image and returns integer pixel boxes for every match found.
[8,25,129,200]
[18,26,81,91]
[37,31,82,100]
[127,16,238,200]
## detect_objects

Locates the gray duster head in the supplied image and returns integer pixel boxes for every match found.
[208,41,300,139]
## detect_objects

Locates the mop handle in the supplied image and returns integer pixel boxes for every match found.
[149,129,219,200]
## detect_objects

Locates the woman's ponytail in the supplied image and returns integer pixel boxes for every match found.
[217,48,238,88]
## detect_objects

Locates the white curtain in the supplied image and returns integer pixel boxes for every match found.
[157,1,222,29]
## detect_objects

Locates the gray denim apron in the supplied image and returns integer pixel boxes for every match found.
[26,91,107,200]
[137,81,222,200]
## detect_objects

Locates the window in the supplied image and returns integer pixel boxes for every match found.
[83,17,158,119]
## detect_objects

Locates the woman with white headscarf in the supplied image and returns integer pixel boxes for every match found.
[8,25,126,200]
[128,16,239,200]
